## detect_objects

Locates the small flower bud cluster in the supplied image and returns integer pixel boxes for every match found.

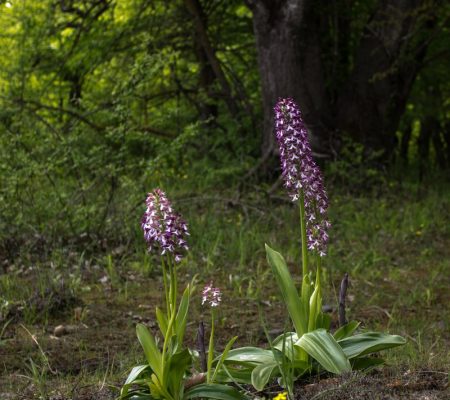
[202,282,222,307]
[141,189,189,262]
[274,98,330,256]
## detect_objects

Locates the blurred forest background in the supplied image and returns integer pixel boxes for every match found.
[1,2,449,398]
[0,0,449,260]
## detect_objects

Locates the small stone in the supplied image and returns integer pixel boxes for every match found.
[53,325,66,337]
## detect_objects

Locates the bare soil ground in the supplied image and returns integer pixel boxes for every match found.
[0,269,448,399]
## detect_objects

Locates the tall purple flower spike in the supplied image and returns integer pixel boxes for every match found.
[141,189,189,262]
[274,98,331,256]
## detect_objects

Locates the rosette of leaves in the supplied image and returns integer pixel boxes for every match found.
[218,246,406,392]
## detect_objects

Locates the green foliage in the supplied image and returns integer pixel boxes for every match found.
[257,244,405,389]
[265,245,306,336]
[338,332,407,360]
[0,0,259,257]
[0,1,448,398]
[326,137,386,192]
[215,176,407,396]
[183,383,248,400]
[296,329,351,374]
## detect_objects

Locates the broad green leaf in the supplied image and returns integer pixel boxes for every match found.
[120,365,150,397]
[212,336,238,383]
[295,329,352,374]
[168,349,192,398]
[136,324,162,381]
[265,244,306,335]
[308,284,321,332]
[317,313,332,330]
[184,383,249,400]
[338,332,406,359]
[213,365,254,384]
[273,332,298,358]
[175,285,191,345]
[301,274,311,326]
[225,347,275,366]
[125,365,150,384]
[272,332,307,362]
[155,307,168,337]
[150,373,165,398]
[251,361,278,391]
[333,321,361,341]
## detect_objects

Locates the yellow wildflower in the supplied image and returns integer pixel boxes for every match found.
[273,391,288,400]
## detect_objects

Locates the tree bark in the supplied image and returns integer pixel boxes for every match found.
[248,0,436,162]
[247,0,331,156]
[337,0,428,158]
[184,0,239,117]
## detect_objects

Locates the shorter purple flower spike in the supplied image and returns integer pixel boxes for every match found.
[202,282,222,307]
[141,189,189,261]
[274,98,330,256]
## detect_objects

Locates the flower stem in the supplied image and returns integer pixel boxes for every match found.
[167,255,177,318]
[316,256,321,287]
[207,309,215,384]
[161,306,177,387]
[161,257,170,318]
[299,190,309,277]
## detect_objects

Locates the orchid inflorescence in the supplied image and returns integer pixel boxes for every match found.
[141,188,189,262]
[202,282,222,307]
[274,98,330,256]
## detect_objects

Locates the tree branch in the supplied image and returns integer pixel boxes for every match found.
[183,0,240,117]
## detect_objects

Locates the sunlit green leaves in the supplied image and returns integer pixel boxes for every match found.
[338,332,407,359]
[265,244,306,336]
[296,329,352,374]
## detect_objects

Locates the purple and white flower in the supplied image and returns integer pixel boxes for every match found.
[141,189,189,262]
[202,282,222,307]
[274,98,330,256]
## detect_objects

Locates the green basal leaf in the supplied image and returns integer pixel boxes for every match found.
[155,307,168,338]
[175,285,191,345]
[150,373,165,399]
[333,321,361,341]
[136,324,163,381]
[168,348,192,399]
[308,284,321,332]
[338,332,406,359]
[212,336,238,383]
[301,274,311,327]
[125,365,150,385]
[273,332,298,360]
[291,359,310,371]
[213,365,254,384]
[317,313,332,330]
[184,383,249,400]
[251,361,279,391]
[295,329,352,374]
[121,365,150,397]
[272,332,308,363]
[265,244,306,336]
[224,346,275,366]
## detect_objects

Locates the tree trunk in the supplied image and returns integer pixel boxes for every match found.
[248,0,435,163]
[184,0,239,117]
[248,0,331,157]
[337,0,427,159]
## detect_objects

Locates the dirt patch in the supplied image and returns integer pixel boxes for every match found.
[296,369,449,399]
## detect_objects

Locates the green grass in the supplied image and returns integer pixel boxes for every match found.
[0,181,449,398]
